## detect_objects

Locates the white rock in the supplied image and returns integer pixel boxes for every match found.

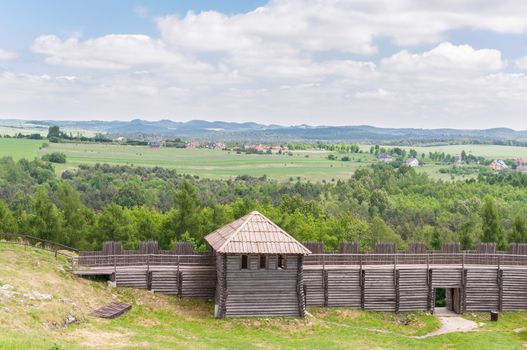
[24,291,53,300]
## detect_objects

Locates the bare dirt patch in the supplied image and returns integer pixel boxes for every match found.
[72,328,148,349]
[414,315,479,338]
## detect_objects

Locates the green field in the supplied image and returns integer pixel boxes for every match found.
[1,138,526,181]
[43,143,370,181]
[0,138,46,161]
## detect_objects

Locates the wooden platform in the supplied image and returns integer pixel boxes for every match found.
[90,302,132,319]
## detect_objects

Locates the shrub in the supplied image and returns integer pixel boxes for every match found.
[42,152,67,164]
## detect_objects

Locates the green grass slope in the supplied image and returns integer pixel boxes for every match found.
[1,244,527,349]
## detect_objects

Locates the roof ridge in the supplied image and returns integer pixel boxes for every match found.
[216,211,255,252]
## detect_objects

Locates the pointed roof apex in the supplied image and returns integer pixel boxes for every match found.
[205,211,311,255]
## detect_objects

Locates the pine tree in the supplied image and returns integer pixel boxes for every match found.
[481,196,502,244]
[0,199,16,232]
[510,215,527,243]
[31,187,62,242]
[430,228,443,250]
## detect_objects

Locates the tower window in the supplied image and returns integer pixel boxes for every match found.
[260,255,267,269]
[241,255,248,269]
[278,255,285,269]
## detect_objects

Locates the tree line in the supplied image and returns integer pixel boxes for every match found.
[0,156,526,252]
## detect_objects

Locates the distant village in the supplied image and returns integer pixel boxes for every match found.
[377,151,527,174]
[113,136,291,154]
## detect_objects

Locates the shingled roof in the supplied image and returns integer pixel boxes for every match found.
[205,211,311,255]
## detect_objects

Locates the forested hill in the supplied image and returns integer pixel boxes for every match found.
[1,156,527,252]
[9,118,527,143]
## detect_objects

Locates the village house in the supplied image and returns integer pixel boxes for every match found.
[377,153,393,162]
[517,165,527,174]
[186,141,200,149]
[405,158,419,167]
[206,142,226,150]
[489,159,508,171]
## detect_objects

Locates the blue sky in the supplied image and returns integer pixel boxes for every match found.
[1,1,527,128]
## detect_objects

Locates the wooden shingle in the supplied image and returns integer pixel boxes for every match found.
[205,211,311,255]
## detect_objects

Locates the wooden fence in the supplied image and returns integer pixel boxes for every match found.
[73,253,216,270]
[303,253,527,267]
[0,232,78,258]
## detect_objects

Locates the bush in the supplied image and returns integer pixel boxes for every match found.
[42,152,67,164]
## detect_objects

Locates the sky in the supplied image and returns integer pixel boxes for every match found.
[1,1,527,128]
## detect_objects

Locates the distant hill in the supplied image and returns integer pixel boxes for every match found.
[6,119,527,144]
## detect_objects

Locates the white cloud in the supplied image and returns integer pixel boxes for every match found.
[0,49,18,61]
[32,34,196,70]
[381,42,506,74]
[156,0,527,56]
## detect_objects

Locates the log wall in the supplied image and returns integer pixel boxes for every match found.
[223,254,302,317]
[303,265,527,313]
[114,267,216,299]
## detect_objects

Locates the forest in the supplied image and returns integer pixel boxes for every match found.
[1,155,526,252]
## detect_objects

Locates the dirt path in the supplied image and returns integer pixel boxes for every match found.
[413,308,479,338]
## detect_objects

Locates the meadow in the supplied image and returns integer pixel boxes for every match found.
[0,138,46,161]
[1,138,526,181]
[44,142,369,181]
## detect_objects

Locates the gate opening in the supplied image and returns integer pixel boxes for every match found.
[434,288,462,314]
[435,288,446,307]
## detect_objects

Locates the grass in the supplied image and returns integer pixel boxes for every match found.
[43,143,367,182]
[1,244,527,349]
[0,138,46,161]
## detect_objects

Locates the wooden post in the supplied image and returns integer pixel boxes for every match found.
[427,268,433,312]
[360,269,365,310]
[498,267,503,312]
[177,270,183,298]
[297,255,306,317]
[323,268,329,307]
[177,256,182,298]
[427,254,429,271]
[147,271,152,291]
[221,253,228,318]
[395,269,400,313]
[147,254,150,272]
[359,255,363,275]
[462,269,467,314]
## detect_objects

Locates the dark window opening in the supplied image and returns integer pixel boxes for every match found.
[260,255,267,269]
[241,255,248,269]
[278,255,285,269]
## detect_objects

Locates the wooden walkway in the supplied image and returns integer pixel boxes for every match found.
[90,302,132,319]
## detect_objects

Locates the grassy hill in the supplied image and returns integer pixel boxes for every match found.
[1,244,527,349]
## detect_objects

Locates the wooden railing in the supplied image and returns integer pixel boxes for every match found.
[304,253,527,267]
[0,232,78,258]
[72,253,216,271]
